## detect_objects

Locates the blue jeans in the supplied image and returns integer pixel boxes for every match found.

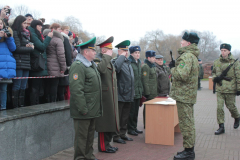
[12,70,29,90]
[0,83,8,110]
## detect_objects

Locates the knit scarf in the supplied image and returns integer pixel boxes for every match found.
[22,28,30,40]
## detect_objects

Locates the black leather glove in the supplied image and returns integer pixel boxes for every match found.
[236,91,240,96]
[169,60,175,69]
[144,95,149,99]
[213,77,221,83]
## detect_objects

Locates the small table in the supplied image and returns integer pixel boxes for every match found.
[209,77,213,90]
[144,98,180,146]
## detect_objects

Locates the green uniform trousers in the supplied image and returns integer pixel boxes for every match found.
[128,98,141,132]
[73,118,96,160]
[176,101,195,148]
[113,102,131,140]
[217,92,240,124]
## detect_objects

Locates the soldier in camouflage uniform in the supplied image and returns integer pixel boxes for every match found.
[141,50,158,128]
[169,32,200,160]
[212,43,240,135]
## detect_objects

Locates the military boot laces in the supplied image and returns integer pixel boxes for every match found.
[174,147,195,160]
[234,117,240,129]
[215,123,225,135]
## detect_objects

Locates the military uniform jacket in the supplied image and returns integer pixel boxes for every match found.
[155,63,170,96]
[212,53,240,93]
[141,59,157,99]
[128,55,143,99]
[199,64,204,79]
[112,55,135,102]
[94,53,120,132]
[170,44,199,104]
[69,53,103,119]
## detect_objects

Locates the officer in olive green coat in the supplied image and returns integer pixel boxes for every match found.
[141,50,158,128]
[169,32,200,160]
[127,46,144,136]
[94,36,120,153]
[212,43,240,135]
[69,37,102,160]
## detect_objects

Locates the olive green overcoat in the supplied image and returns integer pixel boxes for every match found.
[94,53,120,132]
[69,54,103,119]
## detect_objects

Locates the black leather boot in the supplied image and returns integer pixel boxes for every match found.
[19,90,25,107]
[12,90,19,108]
[177,147,194,155]
[50,96,57,103]
[234,117,240,129]
[215,123,225,135]
[174,147,195,160]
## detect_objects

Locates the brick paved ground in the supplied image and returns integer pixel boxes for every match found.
[43,81,240,160]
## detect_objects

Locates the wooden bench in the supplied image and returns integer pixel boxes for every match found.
[144,98,180,146]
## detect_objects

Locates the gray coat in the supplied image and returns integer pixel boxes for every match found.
[155,63,170,96]
[111,55,135,102]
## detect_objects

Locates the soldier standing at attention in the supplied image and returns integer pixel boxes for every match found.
[127,46,144,136]
[94,36,120,153]
[69,37,102,160]
[141,50,158,128]
[212,43,240,135]
[169,32,200,160]
[155,55,170,97]
[112,40,135,144]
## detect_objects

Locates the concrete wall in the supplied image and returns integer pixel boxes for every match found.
[0,101,74,160]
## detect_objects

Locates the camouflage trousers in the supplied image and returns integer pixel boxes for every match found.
[176,101,195,148]
[217,93,240,124]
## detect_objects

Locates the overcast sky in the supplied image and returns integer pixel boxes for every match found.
[3,0,240,51]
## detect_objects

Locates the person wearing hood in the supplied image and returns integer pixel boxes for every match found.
[127,46,143,136]
[43,23,66,103]
[141,50,157,128]
[169,32,200,160]
[212,43,240,136]
[155,55,170,97]
[28,20,53,105]
[57,26,72,101]
[69,37,102,160]
[0,18,16,111]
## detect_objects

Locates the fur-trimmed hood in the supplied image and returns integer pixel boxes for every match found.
[43,29,64,42]
[0,27,13,43]
[61,32,69,39]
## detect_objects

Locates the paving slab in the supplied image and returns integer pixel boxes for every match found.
[43,81,240,160]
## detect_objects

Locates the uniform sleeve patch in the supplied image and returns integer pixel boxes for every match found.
[143,71,147,76]
[179,62,185,68]
[73,73,78,80]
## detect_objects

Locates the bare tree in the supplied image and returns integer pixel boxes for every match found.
[11,5,41,19]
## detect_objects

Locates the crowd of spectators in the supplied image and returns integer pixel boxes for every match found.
[0,5,80,110]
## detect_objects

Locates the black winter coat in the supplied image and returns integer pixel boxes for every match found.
[112,55,135,102]
[13,31,34,70]
[58,35,72,86]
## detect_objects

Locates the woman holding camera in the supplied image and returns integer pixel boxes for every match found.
[11,15,34,108]
[28,20,53,105]
[0,18,16,110]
